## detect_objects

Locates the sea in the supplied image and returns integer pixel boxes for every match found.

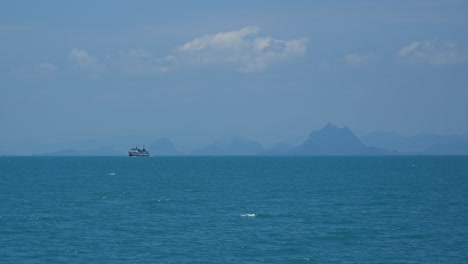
[1,156,467,263]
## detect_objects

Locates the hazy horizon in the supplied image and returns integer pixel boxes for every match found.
[2,1,468,152]
[2,122,468,156]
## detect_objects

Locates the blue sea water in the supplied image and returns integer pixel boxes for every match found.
[1,156,467,263]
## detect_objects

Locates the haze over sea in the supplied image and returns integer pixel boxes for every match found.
[1,156,467,263]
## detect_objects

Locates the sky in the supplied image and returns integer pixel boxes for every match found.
[1,0,468,151]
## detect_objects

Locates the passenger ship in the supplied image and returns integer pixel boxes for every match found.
[128,146,150,157]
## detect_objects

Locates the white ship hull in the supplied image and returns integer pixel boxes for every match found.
[128,152,150,157]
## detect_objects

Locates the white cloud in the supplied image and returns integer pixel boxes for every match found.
[69,48,99,68]
[398,42,420,57]
[180,26,260,52]
[344,53,380,66]
[69,48,105,77]
[398,40,468,65]
[177,26,308,72]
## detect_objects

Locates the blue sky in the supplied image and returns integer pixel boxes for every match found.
[1,0,468,149]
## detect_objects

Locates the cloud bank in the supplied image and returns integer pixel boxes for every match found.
[65,33,468,79]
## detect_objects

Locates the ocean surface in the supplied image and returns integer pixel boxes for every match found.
[1,156,467,263]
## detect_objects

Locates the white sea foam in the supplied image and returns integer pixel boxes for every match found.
[108,172,116,175]
[240,213,257,217]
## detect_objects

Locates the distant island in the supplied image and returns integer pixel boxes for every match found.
[287,123,392,155]
[3,123,468,156]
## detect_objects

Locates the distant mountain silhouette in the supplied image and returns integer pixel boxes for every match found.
[192,137,264,155]
[361,132,468,154]
[147,138,179,156]
[7,126,468,156]
[292,123,391,155]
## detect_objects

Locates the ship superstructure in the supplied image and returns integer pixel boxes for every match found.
[128,146,150,157]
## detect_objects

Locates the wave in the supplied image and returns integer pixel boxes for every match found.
[240,213,257,217]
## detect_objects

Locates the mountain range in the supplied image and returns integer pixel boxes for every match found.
[3,123,468,156]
